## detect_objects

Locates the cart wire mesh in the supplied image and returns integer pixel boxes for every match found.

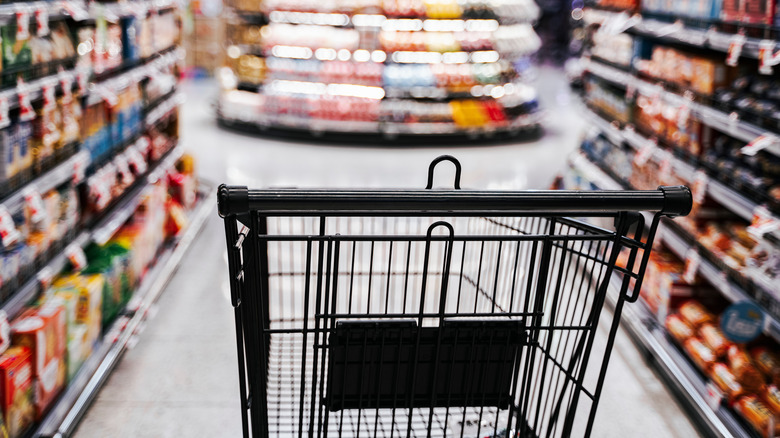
[219,157,691,438]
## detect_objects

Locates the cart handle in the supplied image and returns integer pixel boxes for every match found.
[426,155,461,190]
[217,185,692,218]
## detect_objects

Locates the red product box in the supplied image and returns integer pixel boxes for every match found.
[722,0,745,21]
[0,347,34,438]
[11,303,67,420]
[742,0,775,24]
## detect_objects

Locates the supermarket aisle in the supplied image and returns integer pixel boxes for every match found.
[74,66,699,437]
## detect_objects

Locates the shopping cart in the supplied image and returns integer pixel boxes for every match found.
[218,156,692,438]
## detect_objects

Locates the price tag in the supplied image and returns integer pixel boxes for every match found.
[0,206,20,247]
[77,70,88,94]
[37,266,54,290]
[127,146,148,175]
[65,243,87,271]
[35,7,48,36]
[758,40,780,75]
[42,83,56,111]
[17,81,35,122]
[115,153,132,183]
[726,32,747,67]
[72,155,86,183]
[634,137,657,167]
[60,75,73,105]
[683,248,701,284]
[747,205,780,238]
[705,381,724,410]
[692,170,708,205]
[0,95,10,130]
[15,8,29,41]
[24,188,47,224]
[0,312,10,355]
[742,133,780,156]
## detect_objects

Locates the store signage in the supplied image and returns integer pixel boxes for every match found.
[720,301,765,343]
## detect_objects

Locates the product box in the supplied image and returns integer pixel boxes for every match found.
[65,325,89,381]
[11,303,67,420]
[0,347,34,438]
[52,274,103,349]
[742,0,775,24]
[721,0,745,21]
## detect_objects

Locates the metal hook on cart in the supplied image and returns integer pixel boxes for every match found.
[426,155,462,189]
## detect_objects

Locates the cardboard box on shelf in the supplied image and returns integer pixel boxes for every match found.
[0,347,34,438]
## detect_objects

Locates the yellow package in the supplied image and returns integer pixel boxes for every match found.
[52,274,103,347]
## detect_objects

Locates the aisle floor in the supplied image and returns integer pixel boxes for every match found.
[74,67,700,437]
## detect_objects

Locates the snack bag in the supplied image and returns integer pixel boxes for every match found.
[0,347,34,438]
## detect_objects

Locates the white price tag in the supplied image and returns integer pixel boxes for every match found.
[23,188,47,225]
[65,243,87,271]
[37,266,54,290]
[35,7,49,36]
[17,82,35,122]
[115,153,132,183]
[634,137,657,167]
[683,248,701,284]
[127,146,148,175]
[742,134,780,156]
[692,170,708,205]
[0,206,20,247]
[758,40,780,75]
[0,95,10,130]
[705,381,724,410]
[747,205,780,238]
[726,33,747,67]
[0,311,10,355]
[15,9,30,41]
[72,155,86,183]
[89,176,111,211]
[42,83,56,111]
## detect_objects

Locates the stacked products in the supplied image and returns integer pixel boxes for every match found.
[218,0,542,137]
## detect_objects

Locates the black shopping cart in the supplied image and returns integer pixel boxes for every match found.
[218,156,692,438]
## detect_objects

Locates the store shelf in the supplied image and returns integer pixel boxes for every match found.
[583,58,780,156]
[33,182,213,438]
[569,152,624,190]
[232,9,537,26]
[0,150,89,213]
[146,92,184,127]
[606,275,750,438]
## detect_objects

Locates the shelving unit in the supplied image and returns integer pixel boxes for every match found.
[216,0,545,140]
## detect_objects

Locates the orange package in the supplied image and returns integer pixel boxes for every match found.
[684,338,716,372]
[765,385,780,415]
[0,347,34,438]
[727,345,765,393]
[711,363,745,401]
[679,300,714,328]
[665,314,694,344]
[735,395,780,436]
[752,347,780,386]
[11,302,67,420]
[700,324,732,358]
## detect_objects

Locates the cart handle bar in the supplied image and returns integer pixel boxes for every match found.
[218,185,692,218]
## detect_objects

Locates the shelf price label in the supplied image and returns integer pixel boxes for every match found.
[0,206,20,248]
[37,266,54,291]
[23,188,47,225]
[35,7,48,36]
[72,154,86,184]
[683,248,701,284]
[747,205,780,238]
[742,133,780,156]
[758,40,780,75]
[634,137,657,167]
[65,243,87,271]
[77,70,89,94]
[42,83,56,111]
[726,32,747,67]
[0,95,10,130]
[17,80,35,122]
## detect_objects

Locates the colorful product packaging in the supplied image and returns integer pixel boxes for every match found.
[0,347,34,438]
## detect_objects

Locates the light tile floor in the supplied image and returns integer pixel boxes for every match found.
[73,66,700,437]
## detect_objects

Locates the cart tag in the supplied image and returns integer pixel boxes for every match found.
[42,83,55,111]
[37,266,54,290]
[24,188,47,224]
[0,312,10,356]
[17,81,35,122]
[758,40,780,75]
[35,7,49,36]
[683,248,701,284]
[742,134,780,156]
[634,137,657,167]
[0,206,20,248]
[726,32,746,67]
[692,170,708,205]
[60,75,72,104]
[61,0,89,21]
[705,381,724,410]
[65,243,87,271]
[0,95,10,130]
[15,8,30,41]
[747,205,780,238]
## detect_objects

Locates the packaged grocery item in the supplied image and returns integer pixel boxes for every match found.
[11,303,66,419]
[83,243,131,327]
[735,395,780,436]
[65,324,89,381]
[684,338,716,372]
[742,0,775,24]
[700,324,732,357]
[52,274,103,348]
[765,384,780,415]
[665,314,695,344]
[1,20,32,86]
[679,300,714,328]
[727,345,765,392]
[711,362,745,400]
[752,346,780,386]
[0,347,34,438]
